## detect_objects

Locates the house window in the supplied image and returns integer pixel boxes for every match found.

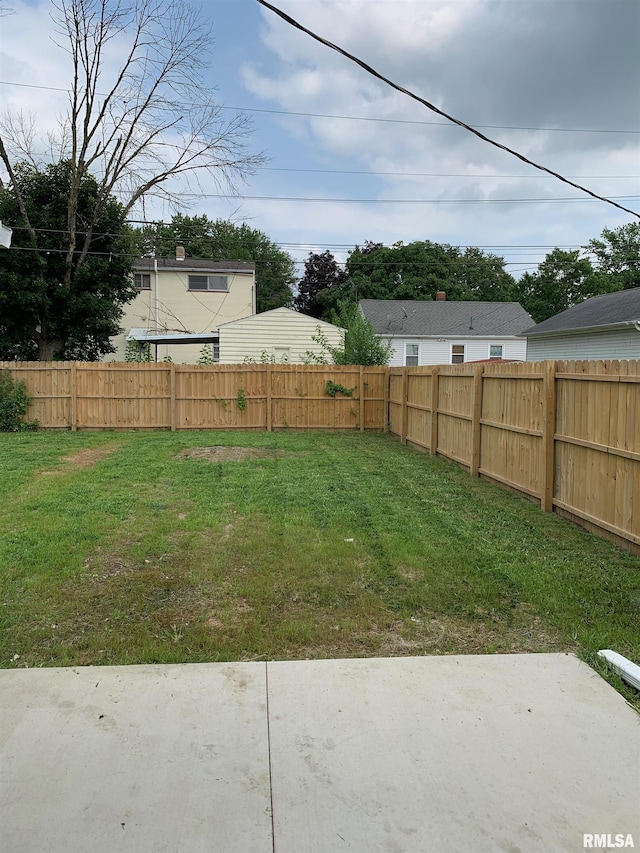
[489,344,503,360]
[451,344,465,364]
[134,273,151,290]
[274,347,290,363]
[188,274,228,292]
[405,343,419,366]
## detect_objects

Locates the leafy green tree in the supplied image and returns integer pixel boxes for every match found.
[342,240,516,310]
[454,247,518,301]
[136,215,295,312]
[0,162,135,360]
[0,0,261,360]
[294,250,348,319]
[514,249,602,324]
[586,223,640,291]
[311,303,392,365]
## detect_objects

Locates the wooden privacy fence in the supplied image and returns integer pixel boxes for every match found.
[389,360,640,552]
[2,359,639,552]
[1,362,388,432]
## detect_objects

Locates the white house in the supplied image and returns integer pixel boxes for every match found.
[523,287,640,361]
[359,296,532,366]
[109,244,256,362]
[217,308,343,364]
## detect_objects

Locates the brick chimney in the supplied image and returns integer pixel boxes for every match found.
[175,241,185,261]
[436,291,446,301]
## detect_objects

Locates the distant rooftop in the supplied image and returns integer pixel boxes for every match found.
[134,257,255,273]
[522,287,640,337]
[360,299,533,337]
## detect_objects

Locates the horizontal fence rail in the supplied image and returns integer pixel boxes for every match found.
[389,359,639,553]
[1,362,388,433]
[2,359,638,553]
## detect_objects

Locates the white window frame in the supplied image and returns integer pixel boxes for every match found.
[187,274,229,292]
[451,344,465,364]
[405,342,419,366]
[489,344,503,360]
[134,272,151,290]
[273,347,290,363]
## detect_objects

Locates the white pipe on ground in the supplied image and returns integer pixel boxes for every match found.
[598,649,640,692]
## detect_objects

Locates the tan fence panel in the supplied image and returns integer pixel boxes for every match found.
[554,360,640,546]
[479,362,545,498]
[388,369,404,436]
[175,364,266,430]
[2,361,72,427]
[74,363,171,429]
[271,365,360,429]
[436,366,474,467]
[361,366,388,430]
[405,369,433,451]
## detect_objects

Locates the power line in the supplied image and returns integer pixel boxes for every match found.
[0,244,554,268]
[150,192,640,205]
[1,79,639,135]
[262,167,639,180]
[256,0,640,221]
[8,224,627,256]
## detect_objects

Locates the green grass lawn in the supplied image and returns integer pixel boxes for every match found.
[1,430,639,705]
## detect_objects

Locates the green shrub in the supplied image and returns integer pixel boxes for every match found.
[0,369,39,431]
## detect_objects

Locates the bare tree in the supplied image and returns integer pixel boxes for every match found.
[0,0,263,291]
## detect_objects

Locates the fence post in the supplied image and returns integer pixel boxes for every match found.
[383,366,390,431]
[430,366,439,455]
[169,362,176,431]
[70,362,77,431]
[401,369,408,443]
[266,363,273,431]
[470,363,483,477]
[541,360,556,512]
[359,365,365,431]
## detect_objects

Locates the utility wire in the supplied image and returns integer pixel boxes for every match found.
[262,167,638,180]
[0,244,544,270]
[1,79,639,135]
[9,224,633,258]
[148,193,640,205]
[256,0,640,220]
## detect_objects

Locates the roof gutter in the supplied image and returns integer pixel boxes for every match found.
[522,320,640,339]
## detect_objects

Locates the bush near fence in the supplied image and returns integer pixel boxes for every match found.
[2,359,638,553]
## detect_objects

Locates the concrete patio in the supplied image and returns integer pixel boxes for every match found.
[1,653,638,852]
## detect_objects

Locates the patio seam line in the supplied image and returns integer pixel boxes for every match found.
[265,661,276,853]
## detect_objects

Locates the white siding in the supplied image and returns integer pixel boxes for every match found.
[388,336,527,366]
[218,309,344,364]
[526,328,640,361]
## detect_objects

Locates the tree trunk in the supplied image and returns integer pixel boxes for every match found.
[38,338,64,361]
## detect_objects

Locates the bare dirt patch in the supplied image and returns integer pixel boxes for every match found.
[177,446,298,463]
[61,444,120,468]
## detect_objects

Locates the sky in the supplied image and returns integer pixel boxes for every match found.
[1,0,639,281]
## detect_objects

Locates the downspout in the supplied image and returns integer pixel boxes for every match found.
[634,320,640,332]
[598,650,640,691]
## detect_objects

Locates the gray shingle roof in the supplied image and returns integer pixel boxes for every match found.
[359,299,533,337]
[522,287,640,337]
[134,257,255,273]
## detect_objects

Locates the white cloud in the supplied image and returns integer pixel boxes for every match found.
[2,0,637,281]
[239,0,639,274]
